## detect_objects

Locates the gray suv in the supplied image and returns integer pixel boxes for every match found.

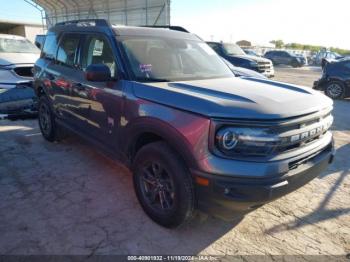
[34,20,335,228]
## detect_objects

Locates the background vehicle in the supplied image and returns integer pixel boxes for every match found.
[264,50,306,67]
[0,34,39,116]
[222,58,267,79]
[207,42,274,78]
[34,20,334,228]
[243,49,261,57]
[313,58,350,99]
[311,50,343,67]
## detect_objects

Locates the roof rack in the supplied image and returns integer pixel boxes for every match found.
[55,19,110,27]
[142,25,190,33]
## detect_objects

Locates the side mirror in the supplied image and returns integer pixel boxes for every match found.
[35,35,46,50]
[85,64,112,82]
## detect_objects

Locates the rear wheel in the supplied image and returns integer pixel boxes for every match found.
[38,96,62,142]
[133,142,195,228]
[325,81,345,99]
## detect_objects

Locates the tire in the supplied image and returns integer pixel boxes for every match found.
[325,81,345,99]
[132,141,195,228]
[38,95,61,142]
[291,60,300,68]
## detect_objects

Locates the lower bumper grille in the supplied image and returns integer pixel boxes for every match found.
[13,67,34,78]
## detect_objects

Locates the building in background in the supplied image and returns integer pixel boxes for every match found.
[0,19,44,43]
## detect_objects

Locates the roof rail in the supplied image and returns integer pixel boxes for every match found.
[55,19,110,27]
[142,25,190,33]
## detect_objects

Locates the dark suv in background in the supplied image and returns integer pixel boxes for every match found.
[314,58,350,99]
[34,19,334,228]
[264,50,306,67]
[207,42,274,78]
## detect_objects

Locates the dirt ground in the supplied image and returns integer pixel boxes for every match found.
[0,66,349,257]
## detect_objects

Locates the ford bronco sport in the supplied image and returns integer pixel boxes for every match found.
[34,20,335,228]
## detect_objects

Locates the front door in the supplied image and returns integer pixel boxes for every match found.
[73,34,124,149]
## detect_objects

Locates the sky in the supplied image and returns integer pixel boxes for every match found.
[1,0,349,49]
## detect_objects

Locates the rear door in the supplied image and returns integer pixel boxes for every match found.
[50,33,84,128]
[281,51,292,65]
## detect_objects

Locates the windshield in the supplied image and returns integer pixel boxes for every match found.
[223,43,246,56]
[120,36,233,82]
[0,38,39,53]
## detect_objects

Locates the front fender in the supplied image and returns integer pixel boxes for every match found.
[121,100,211,170]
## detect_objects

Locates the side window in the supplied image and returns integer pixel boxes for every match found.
[56,34,80,67]
[42,32,59,60]
[81,35,116,78]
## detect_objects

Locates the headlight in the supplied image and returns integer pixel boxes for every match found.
[216,127,279,156]
[219,129,238,150]
[215,115,333,157]
[249,61,258,67]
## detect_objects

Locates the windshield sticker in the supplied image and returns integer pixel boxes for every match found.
[140,64,152,73]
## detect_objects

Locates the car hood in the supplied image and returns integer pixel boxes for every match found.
[228,54,271,63]
[132,77,332,120]
[0,53,39,66]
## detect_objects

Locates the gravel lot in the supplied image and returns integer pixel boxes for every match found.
[0,66,349,257]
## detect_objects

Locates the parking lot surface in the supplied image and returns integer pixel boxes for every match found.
[0,66,349,256]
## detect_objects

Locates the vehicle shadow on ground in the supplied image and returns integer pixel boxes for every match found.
[0,122,244,255]
[62,135,246,254]
[265,142,350,234]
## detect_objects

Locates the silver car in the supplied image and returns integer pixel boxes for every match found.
[0,34,39,116]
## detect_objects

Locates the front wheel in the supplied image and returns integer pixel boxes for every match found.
[325,81,345,99]
[291,60,300,68]
[133,142,195,228]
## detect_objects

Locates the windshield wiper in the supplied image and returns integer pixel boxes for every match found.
[138,78,171,82]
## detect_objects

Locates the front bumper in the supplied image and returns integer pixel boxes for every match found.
[0,84,37,116]
[262,69,274,78]
[193,141,334,220]
[313,79,327,91]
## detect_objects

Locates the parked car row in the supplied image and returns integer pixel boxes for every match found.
[207,42,275,78]
[309,50,343,67]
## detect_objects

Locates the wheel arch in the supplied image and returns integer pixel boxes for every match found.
[123,117,198,171]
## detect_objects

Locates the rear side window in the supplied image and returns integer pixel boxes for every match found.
[42,32,59,60]
[57,34,80,67]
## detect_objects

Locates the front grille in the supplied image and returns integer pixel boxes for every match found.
[257,62,273,72]
[13,67,33,78]
[271,110,332,154]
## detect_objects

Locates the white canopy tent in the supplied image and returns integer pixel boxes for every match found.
[25,0,170,29]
